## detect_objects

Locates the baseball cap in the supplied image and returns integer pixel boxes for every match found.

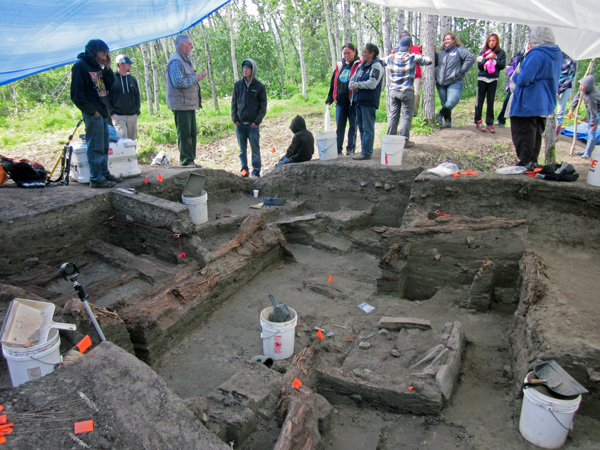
[397,36,412,52]
[116,54,133,65]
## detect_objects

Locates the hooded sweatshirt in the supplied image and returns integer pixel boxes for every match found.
[285,115,314,162]
[571,75,600,126]
[70,44,115,118]
[231,58,267,125]
[510,27,562,117]
[110,72,141,116]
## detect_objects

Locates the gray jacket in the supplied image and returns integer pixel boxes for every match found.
[435,45,475,86]
[571,75,600,126]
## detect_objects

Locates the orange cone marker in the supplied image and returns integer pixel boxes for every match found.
[327,274,333,283]
[291,378,302,389]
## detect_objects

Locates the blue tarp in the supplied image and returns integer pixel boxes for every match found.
[0,0,230,86]
[561,123,600,144]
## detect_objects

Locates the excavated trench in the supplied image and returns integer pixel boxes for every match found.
[0,160,599,449]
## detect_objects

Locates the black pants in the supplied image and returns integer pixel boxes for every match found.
[474,80,497,126]
[497,92,511,125]
[510,116,546,165]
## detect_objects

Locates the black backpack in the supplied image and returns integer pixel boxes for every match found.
[535,162,579,182]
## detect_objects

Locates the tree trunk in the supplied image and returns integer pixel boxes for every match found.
[396,9,405,44]
[270,16,286,88]
[439,16,452,42]
[200,22,219,111]
[149,40,160,114]
[140,43,154,117]
[484,21,490,44]
[343,0,352,44]
[331,0,341,54]
[355,2,363,49]
[228,3,240,82]
[381,6,392,56]
[273,15,288,72]
[323,0,337,69]
[420,13,437,123]
[512,23,519,55]
[293,0,308,100]
[11,83,18,113]
[543,115,556,165]
[407,11,412,39]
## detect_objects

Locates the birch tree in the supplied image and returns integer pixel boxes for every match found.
[140,43,154,116]
[228,3,240,82]
[440,16,452,41]
[381,6,392,56]
[331,0,341,52]
[149,40,160,114]
[269,16,286,87]
[343,0,352,44]
[323,0,337,68]
[396,9,405,43]
[355,2,363,49]
[420,13,437,123]
[200,22,219,111]
[292,0,308,99]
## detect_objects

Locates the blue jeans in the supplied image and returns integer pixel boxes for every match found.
[335,104,357,154]
[236,124,261,176]
[556,88,572,126]
[356,105,377,158]
[83,113,109,182]
[585,113,600,156]
[436,80,464,122]
[274,155,292,168]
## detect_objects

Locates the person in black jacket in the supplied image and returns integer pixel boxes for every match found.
[110,54,141,139]
[231,58,267,177]
[275,116,314,168]
[474,34,506,133]
[325,44,361,155]
[70,39,120,188]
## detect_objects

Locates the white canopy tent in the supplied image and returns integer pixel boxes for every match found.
[359,0,600,60]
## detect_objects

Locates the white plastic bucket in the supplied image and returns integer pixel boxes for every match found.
[2,328,62,387]
[260,307,297,360]
[586,148,600,186]
[381,135,405,166]
[519,372,582,449]
[182,190,208,224]
[316,131,337,160]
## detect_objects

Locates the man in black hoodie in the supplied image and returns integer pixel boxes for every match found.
[110,54,141,140]
[70,39,120,188]
[275,116,314,168]
[231,58,267,177]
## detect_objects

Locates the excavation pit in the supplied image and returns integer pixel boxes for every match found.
[0,161,599,449]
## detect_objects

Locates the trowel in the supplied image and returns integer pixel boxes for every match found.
[268,295,292,323]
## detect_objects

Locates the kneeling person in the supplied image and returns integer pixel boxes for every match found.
[275,116,314,168]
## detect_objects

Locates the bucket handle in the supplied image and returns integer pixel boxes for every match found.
[319,140,336,154]
[261,330,282,340]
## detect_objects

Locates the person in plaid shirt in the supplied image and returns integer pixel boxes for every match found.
[382,36,432,148]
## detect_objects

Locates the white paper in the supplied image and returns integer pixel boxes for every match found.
[358,302,375,313]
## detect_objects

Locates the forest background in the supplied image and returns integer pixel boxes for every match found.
[1,0,597,169]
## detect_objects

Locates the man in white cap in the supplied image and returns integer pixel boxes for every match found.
[110,54,141,140]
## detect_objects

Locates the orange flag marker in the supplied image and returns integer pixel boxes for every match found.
[407,386,414,391]
[327,274,333,283]
[316,329,324,340]
[291,378,302,389]
[144,177,149,184]
[76,335,92,354]
[157,174,163,182]
[74,420,94,434]
[0,416,5,425]
[272,147,276,153]
[0,428,12,436]
[241,168,248,177]
[0,435,5,444]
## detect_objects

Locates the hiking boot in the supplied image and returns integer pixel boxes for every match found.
[404,140,415,148]
[352,154,371,160]
[90,180,116,189]
[440,121,452,129]
[487,125,495,134]
[477,121,486,132]
[435,111,443,126]
[104,173,123,183]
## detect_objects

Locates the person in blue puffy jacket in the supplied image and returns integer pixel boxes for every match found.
[509,27,562,168]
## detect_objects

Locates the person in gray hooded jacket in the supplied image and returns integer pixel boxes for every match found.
[435,32,475,129]
[231,58,267,177]
[567,75,600,159]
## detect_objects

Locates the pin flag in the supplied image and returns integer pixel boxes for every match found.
[0,436,5,444]
[272,147,276,153]
[291,378,302,389]
[316,329,324,340]
[327,274,333,283]
[0,415,5,425]
[241,168,248,176]
[157,174,163,182]
[76,335,92,354]
[74,420,94,434]
[144,177,149,184]
[407,386,414,391]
